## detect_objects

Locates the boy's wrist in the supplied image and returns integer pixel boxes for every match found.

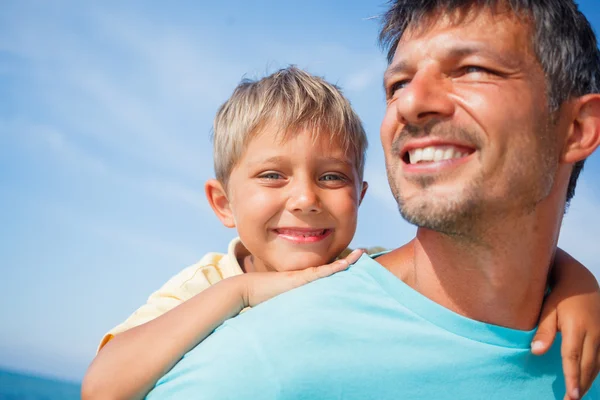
[226,274,253,309]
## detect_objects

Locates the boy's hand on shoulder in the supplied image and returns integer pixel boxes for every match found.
[531,249,600,400]
[238,249,364,308]
[534,287,600,400]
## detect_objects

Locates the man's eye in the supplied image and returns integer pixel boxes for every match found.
[388,80,410,96]
[462,66,494,75]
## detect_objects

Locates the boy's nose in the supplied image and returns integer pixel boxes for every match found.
[287,182,322,214]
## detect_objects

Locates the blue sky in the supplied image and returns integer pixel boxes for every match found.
[1,0,599,382]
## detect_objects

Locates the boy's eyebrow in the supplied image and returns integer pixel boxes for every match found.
[246,155,354,168]
[317,156,354,167]
[246,156,287,166]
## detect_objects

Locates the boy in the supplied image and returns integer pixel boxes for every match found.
[82,67,600,400]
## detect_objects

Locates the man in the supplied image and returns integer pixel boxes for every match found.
[147,1,600,399]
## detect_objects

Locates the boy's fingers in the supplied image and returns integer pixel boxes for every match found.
[579,335,600,398]
[297,249,365,285]
[326,260,350,275]
[316,249,364,277]
[532,308,557,355]
[343,249,365,265]
[303,257,354,282]
[561,325,586,400]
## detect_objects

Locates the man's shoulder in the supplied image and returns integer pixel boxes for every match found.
[148,321,279,399]
[586,380,600,399]
[222,254,389,329]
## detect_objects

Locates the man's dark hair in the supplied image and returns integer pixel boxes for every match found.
[379,0,600,205]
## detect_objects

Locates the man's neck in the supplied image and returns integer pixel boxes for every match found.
[377,207,563,330]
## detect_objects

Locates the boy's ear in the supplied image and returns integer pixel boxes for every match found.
[205,179,236,228]
[359,181,369,205]
[562,94,600,164]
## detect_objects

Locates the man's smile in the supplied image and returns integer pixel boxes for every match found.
[398,138,476,173]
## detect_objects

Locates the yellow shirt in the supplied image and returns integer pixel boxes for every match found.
[98,238,247,352]
[98,239,386,352]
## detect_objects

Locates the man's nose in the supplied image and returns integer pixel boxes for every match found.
[287,179,322,214]
[393,68,455,126]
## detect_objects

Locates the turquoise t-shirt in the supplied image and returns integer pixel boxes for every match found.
[147,254,599,399]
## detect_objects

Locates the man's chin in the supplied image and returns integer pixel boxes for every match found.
[398,197,480,236]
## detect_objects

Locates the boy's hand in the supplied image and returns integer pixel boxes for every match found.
[239,249,364,308]
[531,250,600,400]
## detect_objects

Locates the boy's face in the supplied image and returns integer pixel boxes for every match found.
[214,127,366,272]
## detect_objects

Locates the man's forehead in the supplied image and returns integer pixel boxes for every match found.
[388,8,532,67]
[402,6,527,42]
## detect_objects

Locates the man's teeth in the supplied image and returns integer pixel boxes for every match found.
[408,146,468,164]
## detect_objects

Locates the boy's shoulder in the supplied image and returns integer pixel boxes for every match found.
[97,238,246,351]
[174,237,246,286]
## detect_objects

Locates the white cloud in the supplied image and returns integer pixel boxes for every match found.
[2,119,109,175]
[344,62,385,92]
[0,4,236,179]
[141,179,208,214]
[40,199,200,265]
[1,117,211,216]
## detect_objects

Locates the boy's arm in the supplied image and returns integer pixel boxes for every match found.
[96,262,225,352]
[531,248,600,400]
[82,275,249,400]
[81,250,362,400]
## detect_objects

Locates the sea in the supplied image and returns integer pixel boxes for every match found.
[0,368,81,400]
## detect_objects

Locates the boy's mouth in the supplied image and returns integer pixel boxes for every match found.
[273,228,333,244]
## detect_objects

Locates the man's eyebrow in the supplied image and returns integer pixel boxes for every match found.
[383,44,517,87]
[446,44,515,66]
[383,61,409,86]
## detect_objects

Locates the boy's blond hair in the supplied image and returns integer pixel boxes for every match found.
[212,66,368,186]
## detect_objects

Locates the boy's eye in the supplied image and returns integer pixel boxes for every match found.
[258,172,283,180]
[320,173,346,182]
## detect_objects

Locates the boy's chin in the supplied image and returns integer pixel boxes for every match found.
[273,253,338,272]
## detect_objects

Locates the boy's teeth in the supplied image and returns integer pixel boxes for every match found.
[408,146,468,164]
[278,229,327,237]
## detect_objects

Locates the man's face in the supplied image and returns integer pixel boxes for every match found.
[381,10,560,235]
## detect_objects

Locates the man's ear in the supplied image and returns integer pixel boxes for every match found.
[205,179,236,228]
[359,181,369,205]
[562,94,600,163]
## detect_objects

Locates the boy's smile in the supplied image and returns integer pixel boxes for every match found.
[216,126,367,273]
[272,228,334,244]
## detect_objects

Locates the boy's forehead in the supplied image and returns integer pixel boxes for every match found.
[255,124,351,149]
[244,127,357,163]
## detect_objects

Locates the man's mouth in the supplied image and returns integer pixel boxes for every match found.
[402,145,474,165]
[273,228,333,243]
